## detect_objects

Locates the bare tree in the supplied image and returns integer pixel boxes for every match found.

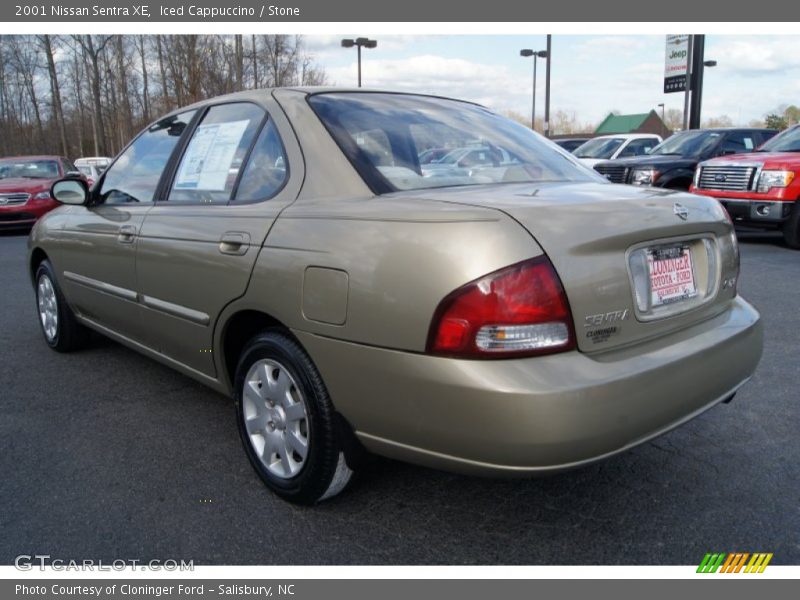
[136,36,151,122]
[0,34,329,158]
[74,35,113,155]
[39,35,68,156]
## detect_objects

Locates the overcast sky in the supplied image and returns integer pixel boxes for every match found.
[304,34,800,126]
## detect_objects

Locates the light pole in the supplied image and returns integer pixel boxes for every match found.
[341,37,377,88]
[520,49,548,131]
[544,34,552,138]
[688,36,717,129]
[657,103,665,121]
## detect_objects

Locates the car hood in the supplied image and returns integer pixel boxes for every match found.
[576,158,603,168]
[388,181,736,352]
[703,151,800,170]
[595,155,700,171]
[0,178,52,193]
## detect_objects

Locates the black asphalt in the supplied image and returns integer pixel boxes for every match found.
[1,229,798,565]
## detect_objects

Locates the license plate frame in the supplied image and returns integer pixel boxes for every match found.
[647,244,698,307]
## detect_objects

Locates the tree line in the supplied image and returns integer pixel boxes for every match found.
[0,35,327,160]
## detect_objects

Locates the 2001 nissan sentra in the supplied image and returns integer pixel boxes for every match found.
[29,89,763,504]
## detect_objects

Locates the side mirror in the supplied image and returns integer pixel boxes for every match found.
[51,178,89,206]
[65,170,83,178]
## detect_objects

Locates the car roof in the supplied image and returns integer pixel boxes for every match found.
[677,127,778,133]
[156,87,487,121]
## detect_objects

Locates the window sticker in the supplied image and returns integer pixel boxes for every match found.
[174,119,250,191]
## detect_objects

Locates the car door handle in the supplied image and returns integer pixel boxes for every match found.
[118,225,137,244]
[218,232,250,256]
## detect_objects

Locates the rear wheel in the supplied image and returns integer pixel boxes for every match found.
[35,260,89,352]
[234,330,354,504]
[782,201,800,249]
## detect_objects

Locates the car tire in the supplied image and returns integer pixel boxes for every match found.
[782,202,800,249]
[34,260,89,352]
[234,329,354,505]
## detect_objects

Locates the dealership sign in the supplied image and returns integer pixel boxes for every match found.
[664,35,690,93]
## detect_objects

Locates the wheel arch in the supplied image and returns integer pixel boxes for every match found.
[29,247,49,285]
[219,309,304,393]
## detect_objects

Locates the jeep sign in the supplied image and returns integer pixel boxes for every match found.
[664,34,690,93]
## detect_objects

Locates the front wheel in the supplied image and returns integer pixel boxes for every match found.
[234,330,354,504]
[34,260,89,352]
[782,201,800,249]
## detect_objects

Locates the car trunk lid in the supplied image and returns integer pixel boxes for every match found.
[388,182,739,353]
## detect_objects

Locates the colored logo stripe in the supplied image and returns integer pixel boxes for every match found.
[697,553,726,573]
[697,552,773,573]
[745,553,773,573]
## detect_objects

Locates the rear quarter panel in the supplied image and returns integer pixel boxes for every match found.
[220,196,543,356]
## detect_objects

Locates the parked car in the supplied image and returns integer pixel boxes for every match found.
[0,155,82,230]
[74,156,111,186]
[573,133,662,168]
[30,89,762,505]
[593,128,778,189]
[553,137,590,153]
[417,147,451,164]
[690,124,800,248]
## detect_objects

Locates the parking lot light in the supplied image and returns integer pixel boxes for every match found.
[520,49,548,131]
[341,37,378,88]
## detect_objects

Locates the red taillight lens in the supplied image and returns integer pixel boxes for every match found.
[427,256,576,358]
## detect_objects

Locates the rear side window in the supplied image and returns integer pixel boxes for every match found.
[233,119,288,203]
[169,103,264,204]
[100,110,195,204]
[720,132,756,154]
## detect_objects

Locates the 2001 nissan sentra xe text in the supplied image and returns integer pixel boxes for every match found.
[28,89,763,504]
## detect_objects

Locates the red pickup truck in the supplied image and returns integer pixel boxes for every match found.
[0,155,82,230]
[690,124,800,248]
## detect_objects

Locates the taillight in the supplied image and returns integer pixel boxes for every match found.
[426,256,576,359]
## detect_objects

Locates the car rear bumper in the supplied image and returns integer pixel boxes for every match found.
[295,296,762,476]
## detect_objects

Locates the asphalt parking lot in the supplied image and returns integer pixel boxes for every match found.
[1,229,798,565]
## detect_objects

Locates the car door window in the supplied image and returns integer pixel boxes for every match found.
[618,138,659,157]
[720,132,756,155]
[169,103,264,204]
[99,110,195,204]
[233,119,288,202]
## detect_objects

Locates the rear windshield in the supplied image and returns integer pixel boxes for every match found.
[308,93,599,193]
[0,159,60,180]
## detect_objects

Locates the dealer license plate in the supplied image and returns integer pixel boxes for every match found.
[647,245,697,307]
